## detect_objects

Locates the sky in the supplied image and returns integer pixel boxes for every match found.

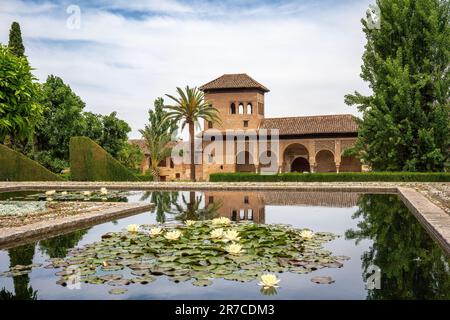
[0,0,373,138]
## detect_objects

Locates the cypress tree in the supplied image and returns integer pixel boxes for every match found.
[8,21,25,57]
[346,0,450,172]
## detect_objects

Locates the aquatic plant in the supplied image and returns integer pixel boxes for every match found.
[33,220,348,295]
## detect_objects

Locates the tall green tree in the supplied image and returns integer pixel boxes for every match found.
[165,87,220,181]
[346,0,450,171]
[97,111,131,158]
[0,45,43,146]
[8,22,25,57]
[139,98,178,181]
[35,75,86,172]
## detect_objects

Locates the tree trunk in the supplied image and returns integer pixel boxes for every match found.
[188,121,196,182]
[150,167,160,182]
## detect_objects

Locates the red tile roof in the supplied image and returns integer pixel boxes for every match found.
[200,74,270,92]
[129,139,179,155]
[260,114,358,135]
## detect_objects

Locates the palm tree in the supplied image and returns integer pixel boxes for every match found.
[165,86,220,181]
[139,98,178,181]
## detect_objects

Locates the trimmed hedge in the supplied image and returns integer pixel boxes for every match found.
[69,137,139,181]
[0,144,63,181]
[209,172,450,182]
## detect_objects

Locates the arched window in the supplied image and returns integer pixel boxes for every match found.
[238,103,244,114]
[230,103,236,114]
[246,103,252,114]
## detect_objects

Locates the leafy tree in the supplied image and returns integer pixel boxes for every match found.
[345,0,450,171]
[0,45,43,146]
[169,191,222,221]
[97,111,131,158]
[140,98,178,181]
[117,143,144,170]
[165,87,220,181]
[8,22,25,57]
[82,112,103,142]
[34,75,86,172]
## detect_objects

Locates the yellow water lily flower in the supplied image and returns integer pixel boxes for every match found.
[83,191,92,197]
[164,230,182,241]
[225,243,244,255]
[212,217,231,226]
[300,230,314,239]
[127,224,139,233]
[45,190,56,196]
[222,229,241,243]
[258,274,280,288]
[185,220,196,227]
[100,187,108,195]
[46,197,53,202]
[149,227,163,237]
[61,191,68,195]
[210,228,224,239]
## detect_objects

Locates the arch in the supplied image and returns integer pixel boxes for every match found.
[230,103,236,114]
[283,143,309,173]
[238,103,244,114]
[246,103,253,114]
[291,157,311,173]
[315,150,336,172]
[236,151,255,172]
[340,155,362,172]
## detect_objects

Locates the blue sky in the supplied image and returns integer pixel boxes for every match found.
[0,0,373,138]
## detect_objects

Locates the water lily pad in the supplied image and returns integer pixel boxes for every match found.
[107,279,131,286]
[131,276,156,284]
[310,276,335,284]
[192,279,212,287]
[109,288,128,295]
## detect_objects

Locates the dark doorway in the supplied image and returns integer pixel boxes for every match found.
[291,157,310,172]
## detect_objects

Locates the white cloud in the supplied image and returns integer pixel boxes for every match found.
[0,0,372,138]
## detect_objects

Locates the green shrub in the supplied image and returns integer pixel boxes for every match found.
[69,137,139,181]
[136,173,154,182]
[209,172,450,182]
[0,144,63,181]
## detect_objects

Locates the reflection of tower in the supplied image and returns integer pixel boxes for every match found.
[204,191,265,224]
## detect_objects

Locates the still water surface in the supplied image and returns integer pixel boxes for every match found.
[0,190,448,300]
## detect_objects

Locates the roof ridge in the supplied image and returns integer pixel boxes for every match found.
[263,114,355,120]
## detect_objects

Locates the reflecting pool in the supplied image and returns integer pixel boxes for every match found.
[0,190,448,300]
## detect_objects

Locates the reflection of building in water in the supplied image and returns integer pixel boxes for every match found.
[205,191,360,224]
[205,191,266,224]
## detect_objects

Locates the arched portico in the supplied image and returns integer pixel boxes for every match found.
[283,143,310,173]
[315,150,336,172]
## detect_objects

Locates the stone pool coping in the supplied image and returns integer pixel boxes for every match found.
[0,202,154,249]
[0,181,449,255]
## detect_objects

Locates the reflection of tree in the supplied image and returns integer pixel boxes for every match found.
[39,228,89,258]
[346,194,450,300]
[141,191,179,223]
[0,244,37,300]
[170,191,222,221]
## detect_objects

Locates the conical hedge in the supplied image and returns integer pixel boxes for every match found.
[69,137,139,181]
[0,144,63,181]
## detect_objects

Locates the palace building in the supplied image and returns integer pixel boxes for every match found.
[131,73,362,181]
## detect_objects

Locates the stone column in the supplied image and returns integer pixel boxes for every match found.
[335,140,341,174]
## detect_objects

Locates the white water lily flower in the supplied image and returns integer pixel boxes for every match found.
[212,217,231,226]
[149,227,163,237]
[127,224,139,233]
[225,243,244,255]
[100,187,108,195]
[83,191,92,197]
[300,230,314,239]
[222,230,241,243]
[46,197,53,202]
[61,191,68,195]
[45,190,56,196]
[210,228,224,239]
[164,230,182,241]
[185,220,196,227]
[258,274,280,288]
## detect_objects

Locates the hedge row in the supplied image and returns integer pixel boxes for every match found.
[209,172,450,182]
[0,144,63,181]
[69,137,139,181]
